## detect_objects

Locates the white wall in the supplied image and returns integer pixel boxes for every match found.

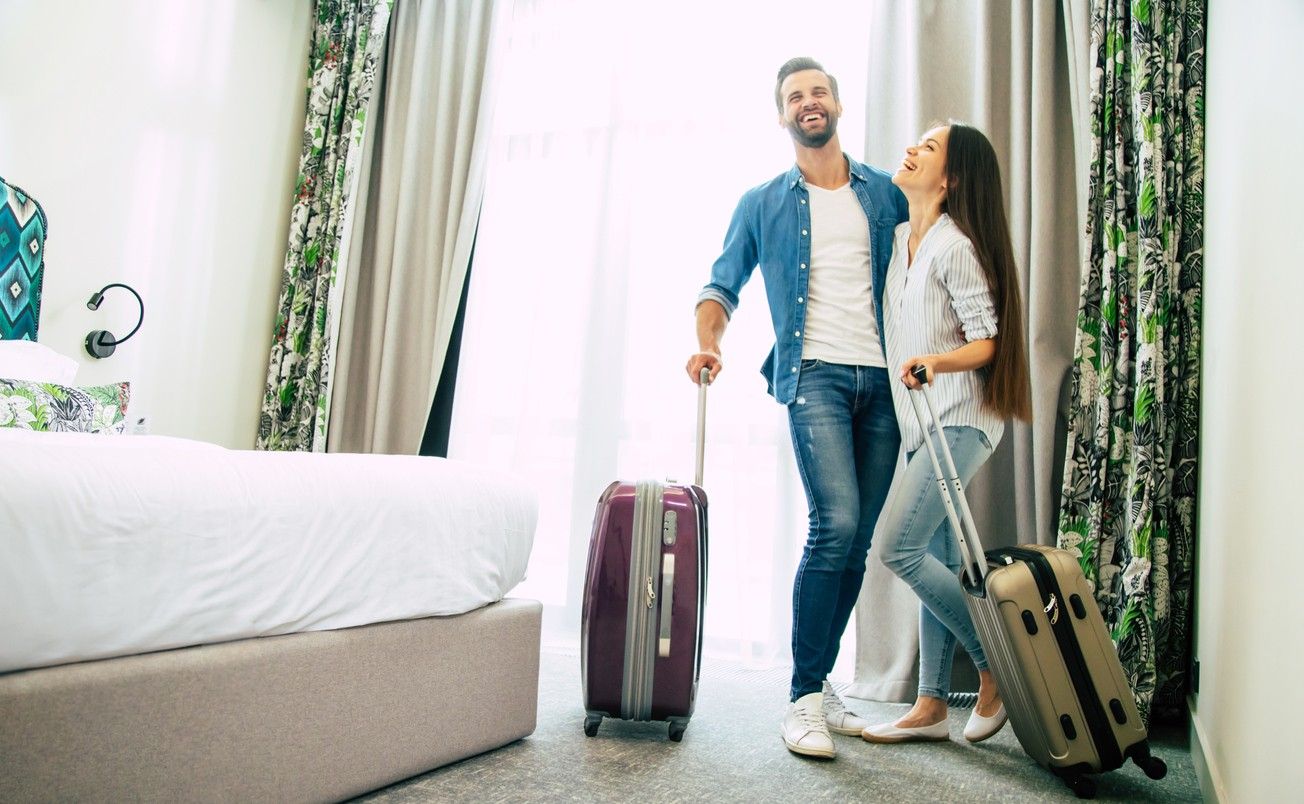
[1194,1,1304,801]
[0,0,312,448]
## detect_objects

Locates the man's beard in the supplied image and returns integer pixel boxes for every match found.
[786,113,837,148]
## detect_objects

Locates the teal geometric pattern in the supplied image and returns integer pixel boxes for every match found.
[0,175,47,341]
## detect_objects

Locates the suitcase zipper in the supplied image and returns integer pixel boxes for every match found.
[691,486,708,678]
[622,481,663,721]
[999,547,1124,771]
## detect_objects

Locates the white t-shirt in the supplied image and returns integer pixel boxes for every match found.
[800,183,886,367]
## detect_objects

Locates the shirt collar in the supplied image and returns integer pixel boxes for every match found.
[788,154,866,189]
[786,164,803,189]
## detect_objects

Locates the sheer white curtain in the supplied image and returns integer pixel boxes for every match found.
[449,0,874,667]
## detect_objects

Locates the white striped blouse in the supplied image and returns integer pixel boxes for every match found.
[883,215,1004,453]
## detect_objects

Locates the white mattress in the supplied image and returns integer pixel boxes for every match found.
[0,429,537,673]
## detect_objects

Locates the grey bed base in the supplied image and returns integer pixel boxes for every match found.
[0,597,542,802]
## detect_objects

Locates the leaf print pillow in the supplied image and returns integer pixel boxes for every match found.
[0,378,130,434]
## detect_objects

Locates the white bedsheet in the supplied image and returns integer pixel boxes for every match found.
[0,429,537,673]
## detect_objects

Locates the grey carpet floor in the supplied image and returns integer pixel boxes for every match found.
[356,647,1201,803]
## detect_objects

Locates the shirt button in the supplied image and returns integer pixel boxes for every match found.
[793,330,800,337]
[801,229,808,236]
[797,297,804,303]
[801,199,807,205]
[800,263,807,269]
[791,367,798,373]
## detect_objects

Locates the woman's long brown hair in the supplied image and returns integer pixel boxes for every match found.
[940,123,1032,421]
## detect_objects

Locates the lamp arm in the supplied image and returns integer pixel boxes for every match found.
[96,282,145,345]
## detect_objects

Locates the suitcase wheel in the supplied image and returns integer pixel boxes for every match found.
[1137,755,1167,780]
[668,721,687,742]
[583,714,602,737]
[1127,741,1168,780]
[1065,775,1096,799]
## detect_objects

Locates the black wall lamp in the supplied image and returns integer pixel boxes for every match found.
[85,283,144,359]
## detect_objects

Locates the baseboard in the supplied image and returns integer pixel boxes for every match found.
[1188,695,1226,803]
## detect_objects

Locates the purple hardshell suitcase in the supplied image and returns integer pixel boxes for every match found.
[908,367,1167,798]
[580,370,709,742]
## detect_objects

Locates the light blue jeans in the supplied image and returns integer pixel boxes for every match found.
[879,425,994,700]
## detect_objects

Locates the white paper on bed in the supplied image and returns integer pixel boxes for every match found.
[0,429,537,673]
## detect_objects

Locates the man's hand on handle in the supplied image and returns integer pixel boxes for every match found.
[690,299,729,385]
[686,350,721,385]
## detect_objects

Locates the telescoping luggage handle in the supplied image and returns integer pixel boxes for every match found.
[656,368,709,660]
[695,367,709,487]
[907,365,987,586]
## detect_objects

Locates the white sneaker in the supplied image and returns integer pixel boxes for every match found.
[781,692,835,758]
[821,680,870,736]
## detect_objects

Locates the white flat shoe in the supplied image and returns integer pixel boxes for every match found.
[860,718,950,744]
[963,702,1007,743]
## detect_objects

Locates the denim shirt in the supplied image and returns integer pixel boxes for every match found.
[697,155,909,404]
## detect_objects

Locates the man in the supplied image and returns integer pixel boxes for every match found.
[686,57,907,759]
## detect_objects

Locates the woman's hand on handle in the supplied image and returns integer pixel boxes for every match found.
[686,350,721,385]
[900,340,996,389]
[901,355,938,389]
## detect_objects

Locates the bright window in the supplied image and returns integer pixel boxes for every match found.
[451,0,876,666]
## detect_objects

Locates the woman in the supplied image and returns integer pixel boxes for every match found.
[861,122,1032,745]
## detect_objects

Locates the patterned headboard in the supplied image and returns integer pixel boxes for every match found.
[0,175,47,340]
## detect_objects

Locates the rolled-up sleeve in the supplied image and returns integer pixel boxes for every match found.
[938,240,998,341]
[696,194,757,319]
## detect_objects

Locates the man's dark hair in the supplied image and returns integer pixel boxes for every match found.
[774,57,839,111]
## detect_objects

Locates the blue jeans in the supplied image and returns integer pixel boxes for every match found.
[787,361,900,701]
[879,425,994,700]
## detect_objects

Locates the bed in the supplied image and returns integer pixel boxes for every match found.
[0,177,542,802]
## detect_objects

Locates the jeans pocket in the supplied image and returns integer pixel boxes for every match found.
[799,358,825,371]
[976,430,993,451]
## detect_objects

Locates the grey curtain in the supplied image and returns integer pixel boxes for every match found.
[850,0,1088,700]
[327,0,504,454]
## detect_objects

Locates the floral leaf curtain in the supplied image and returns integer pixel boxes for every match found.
[258,0,393,452]
[1057,0,1205,724]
